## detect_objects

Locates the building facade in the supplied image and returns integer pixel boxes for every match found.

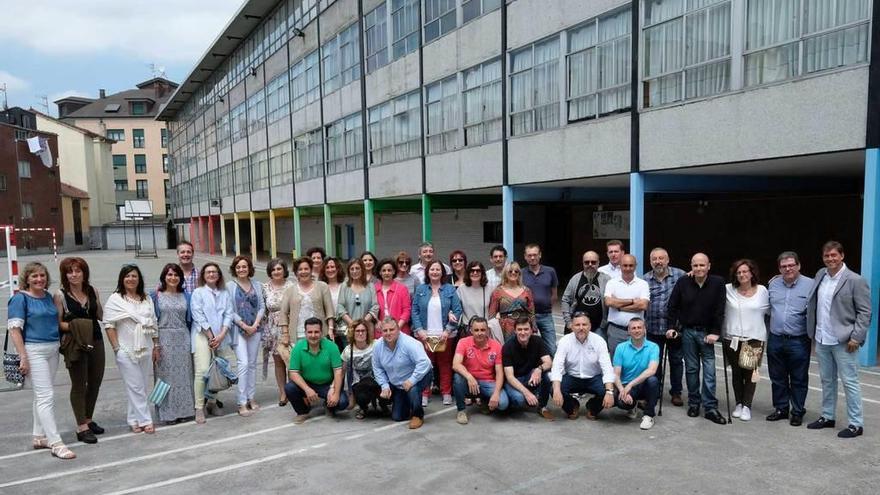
[159,0,880,365]
[57,78,177,218]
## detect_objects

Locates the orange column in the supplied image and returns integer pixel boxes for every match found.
[208,216,215,255]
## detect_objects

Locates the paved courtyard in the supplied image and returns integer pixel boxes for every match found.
[1,250,879,494]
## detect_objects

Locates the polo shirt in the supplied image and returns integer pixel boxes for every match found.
[523,265,558,314]
[289,338,343,385]
[455,336,502,382]
[502,335,549,377]
[613,338,660,384]
[604,276,650,327]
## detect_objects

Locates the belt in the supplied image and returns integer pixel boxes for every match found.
[771,333,808,340]
[682,326,709,332]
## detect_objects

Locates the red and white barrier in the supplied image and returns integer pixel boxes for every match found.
[1,225,19,297]
[15,227,57,262]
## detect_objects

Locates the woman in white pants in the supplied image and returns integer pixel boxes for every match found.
[7,262,75,459]
[104,264,158,434]
[227,255,265,416]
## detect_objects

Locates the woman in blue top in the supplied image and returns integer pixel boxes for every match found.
[411,260,462,406]
[227,255,265,417]
[7,262,75,460]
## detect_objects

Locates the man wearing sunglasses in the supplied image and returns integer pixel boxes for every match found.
[561,251,610,339]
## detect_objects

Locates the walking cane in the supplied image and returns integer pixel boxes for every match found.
[658,344,668,416]
[720,342,732,425]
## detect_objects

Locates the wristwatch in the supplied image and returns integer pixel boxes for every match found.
[605,390,614,395]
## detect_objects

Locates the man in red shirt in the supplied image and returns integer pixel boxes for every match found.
[452,317,509,424]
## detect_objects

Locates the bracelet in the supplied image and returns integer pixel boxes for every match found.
[605,390,613,395]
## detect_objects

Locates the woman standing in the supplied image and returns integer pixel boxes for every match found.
[189,262,236,424]
[489,262,536,340]
[375,259,412,337]
[150,263,194,424]
[278,257,336,361]
[341,319,383,419]
[360,251,379,284]
[448,250,468,287]
[337,259,379,350]
[306,246,327,279]
[723,259,770,422]
[227,255,265,417]
[262,258,294,406]
[456,261,498,340]
[8,262,75,459]
[411,260,463,406]
[55,257,105,444]
[104,265,158,434]
[394,251,419,296]
[321,257,345,312]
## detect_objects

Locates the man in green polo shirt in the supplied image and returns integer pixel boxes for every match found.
[285,317,349,424]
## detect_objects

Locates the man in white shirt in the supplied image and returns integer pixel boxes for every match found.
[603,254,650,358]
[598,239,625,280]
[551,313,615,420]
[486,245,507,290]
[409,242,450,284]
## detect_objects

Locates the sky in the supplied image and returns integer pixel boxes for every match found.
[0,0,244,117]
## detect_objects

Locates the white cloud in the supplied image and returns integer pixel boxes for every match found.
[0,70,30,92]
[0,0,243,64]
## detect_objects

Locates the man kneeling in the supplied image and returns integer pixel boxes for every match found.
[503,316,554,420]
[372,318,433,429]
[452,317,508,424]
[551,312,615,419]
[286,318,349,424]
[613,318,660,430]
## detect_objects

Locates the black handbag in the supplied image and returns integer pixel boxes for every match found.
[4,312,24,386]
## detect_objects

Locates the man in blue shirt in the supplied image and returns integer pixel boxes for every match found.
[613,318,660,430]
[372,318,433,429]
[523,243,559,355]
[767,251,813,427]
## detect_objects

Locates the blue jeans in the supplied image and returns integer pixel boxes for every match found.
[681,328,718,411]
[559,374,607,416]
[766,333,811,417]
[285,380,349,415]
[389,372,432,421]
[614,376,660,417]
[505,373,551,409]
[647,333,683,396]
[815,342,863,427]
[534,313,557,356]
[453,373,509,411]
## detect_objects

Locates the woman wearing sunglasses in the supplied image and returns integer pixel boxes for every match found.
[489,262,536,340]
[337,258,379,351]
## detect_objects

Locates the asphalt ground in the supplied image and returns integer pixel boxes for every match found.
[1,250,879,494]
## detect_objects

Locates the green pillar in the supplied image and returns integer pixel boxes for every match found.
[364,199,375,252]
[323,203,334,256]
[293,207,302,258]
[421,193,432,242]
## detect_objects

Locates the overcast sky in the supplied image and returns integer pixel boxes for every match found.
[0,0,243,116]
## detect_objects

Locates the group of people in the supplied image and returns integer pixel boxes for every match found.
[5,238,871,460]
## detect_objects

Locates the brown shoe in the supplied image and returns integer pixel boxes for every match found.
[567,410,579,420]
[408,416,424,429]
[539,408,555,421]
[584,409,599,421]
[671,394,684,407]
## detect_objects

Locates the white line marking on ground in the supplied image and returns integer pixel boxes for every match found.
[711,351,880,390]
[712,365,880,405]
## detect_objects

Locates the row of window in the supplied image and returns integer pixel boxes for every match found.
[105,128,168,148]
[111,154,169,174]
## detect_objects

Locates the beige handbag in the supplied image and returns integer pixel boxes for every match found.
[425,336,447,353]
[738,341,764,370]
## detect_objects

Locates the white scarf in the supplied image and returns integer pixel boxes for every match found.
[104,293,157,360]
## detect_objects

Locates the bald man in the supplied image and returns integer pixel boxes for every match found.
[666,253,727,425]
[603,254,650,358]
[561,250,610,337]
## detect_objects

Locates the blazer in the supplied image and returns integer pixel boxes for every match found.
[807,267,872,345]
[375,280,412,335]
[411,283,463,336]
[278,281,335,344]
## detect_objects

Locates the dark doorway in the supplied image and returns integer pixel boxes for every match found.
[167,220,178,249]
[72,199,83,245]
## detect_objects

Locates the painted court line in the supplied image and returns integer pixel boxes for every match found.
[712,365,880,406]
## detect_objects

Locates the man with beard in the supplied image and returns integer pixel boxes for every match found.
[643,247,686,406]
[562,251,610,340]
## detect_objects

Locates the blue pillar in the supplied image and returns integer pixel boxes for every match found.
[502,185,514,256]
[860,149,879,366]
[629,172,645,266]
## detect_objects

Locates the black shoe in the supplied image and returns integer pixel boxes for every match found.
[766,410,789,422]
[87,421,105,435]
[705,410,727,425]
[837,425,863,438]
[687,406,700,417]
[807,417,836,430]
[789,415,803,427]
[77,429,98,444]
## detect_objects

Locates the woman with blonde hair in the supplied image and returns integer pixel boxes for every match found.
[489,261,536,340]
[337,258,379,350]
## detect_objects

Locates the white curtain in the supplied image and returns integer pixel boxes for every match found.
[645,0,684,26]
[533,38,560,131]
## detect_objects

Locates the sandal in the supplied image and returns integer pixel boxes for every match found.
[130,425,143,433]
[32,436,50,450]
[50,443,76,460]
[247,400,260,411]
[355,409,365,420]
[142,424,155,434]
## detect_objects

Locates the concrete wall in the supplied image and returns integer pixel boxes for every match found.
[104,222,168,250]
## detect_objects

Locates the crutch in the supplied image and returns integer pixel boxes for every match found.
[658,344,669,416]
[720,341,732,425]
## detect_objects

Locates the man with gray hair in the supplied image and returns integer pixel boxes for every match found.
[409,242,450,284]
[644,247,687,407]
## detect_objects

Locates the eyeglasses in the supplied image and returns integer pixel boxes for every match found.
[509,270,520,274]
[451,258,465,263]
[397,261,410,266]
[354,328,368,333]
[779,263,798,270]
[469,268,483,273]
[583,260,599,265]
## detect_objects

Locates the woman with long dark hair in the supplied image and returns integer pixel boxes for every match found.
[375,258,412,337]
[336,258,379,350]
[150,263,194,424]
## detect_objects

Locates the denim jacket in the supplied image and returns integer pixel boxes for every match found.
[150,290,192,328]
[411,283,463,336]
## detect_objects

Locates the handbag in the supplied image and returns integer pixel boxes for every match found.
[425,336,447,353]
[149,378,171,405]
[4,330,24,385]
[205,353,238,393]
[738,341,764,370]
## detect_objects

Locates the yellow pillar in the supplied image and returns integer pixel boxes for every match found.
[219,214,227,257]
[249,211,258,261]
[233,212,241,256]
[269,209,278,259]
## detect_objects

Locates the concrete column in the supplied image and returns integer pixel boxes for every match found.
[421,194,432,242]
[364,199,375,252]
[233,212,241,256]
[207,215,215,255]
[269,209,278,259]
[860,148,879,366]
[323,204,334,256]
[220,214,227,257]
[629,172,645,266]
[249,211,258,261]
[293,207,302,258]
[502,186,514,256]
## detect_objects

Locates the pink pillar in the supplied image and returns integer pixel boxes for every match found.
[189,218,195,245]
[198,216,206,253]
[208,216,215,255]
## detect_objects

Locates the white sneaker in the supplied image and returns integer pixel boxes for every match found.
[627,408,640,420]
[456,411,469,425]
[732,403,743,418]
[422,396,429,407]
[442,394,453,405]
[640,415,655,430]
[740,406,751,421]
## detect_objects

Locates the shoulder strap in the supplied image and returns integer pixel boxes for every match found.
[347,343,354,385]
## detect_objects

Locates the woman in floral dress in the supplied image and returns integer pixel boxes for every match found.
[262,259,293,406]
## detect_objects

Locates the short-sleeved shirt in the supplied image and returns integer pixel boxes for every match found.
[604,276,650,327]
[613,338,660,384]
[523,265,558,314]
[502,335,549,378]
[455,336,502,382]
[7,292,59,343]
[289,338,342,385]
